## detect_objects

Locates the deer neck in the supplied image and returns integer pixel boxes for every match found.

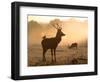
[55,35,62,43]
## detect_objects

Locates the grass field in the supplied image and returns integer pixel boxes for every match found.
[28,45,88,66]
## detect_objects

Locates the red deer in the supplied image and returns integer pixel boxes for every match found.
[68,43,78,49]
[41,23,65,62]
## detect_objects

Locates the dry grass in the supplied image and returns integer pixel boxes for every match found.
[28,45,87,66]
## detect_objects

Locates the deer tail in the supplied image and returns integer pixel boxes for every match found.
[42,35,46,39]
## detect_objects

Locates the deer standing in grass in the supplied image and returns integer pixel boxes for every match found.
[41,23,65,62]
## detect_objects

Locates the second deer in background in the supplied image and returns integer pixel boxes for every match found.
[68,43,78,49]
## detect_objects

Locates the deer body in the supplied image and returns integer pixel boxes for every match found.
[41,24,65,62]
[42,37,61,49]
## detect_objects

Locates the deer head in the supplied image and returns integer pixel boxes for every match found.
[52,23,65,37]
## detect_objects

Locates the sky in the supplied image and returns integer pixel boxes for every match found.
[28,15,87,23]
[28,15,88,46]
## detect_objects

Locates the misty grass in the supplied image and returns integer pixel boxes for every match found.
[28,45,87,66]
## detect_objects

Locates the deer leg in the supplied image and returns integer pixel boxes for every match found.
[76,46,77,49]
[54,49,56,62]
[42,49,47,62]
[51,49,53,62]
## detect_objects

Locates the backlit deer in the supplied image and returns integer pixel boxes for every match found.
[41,23,65,62]
[68,43,78,49]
